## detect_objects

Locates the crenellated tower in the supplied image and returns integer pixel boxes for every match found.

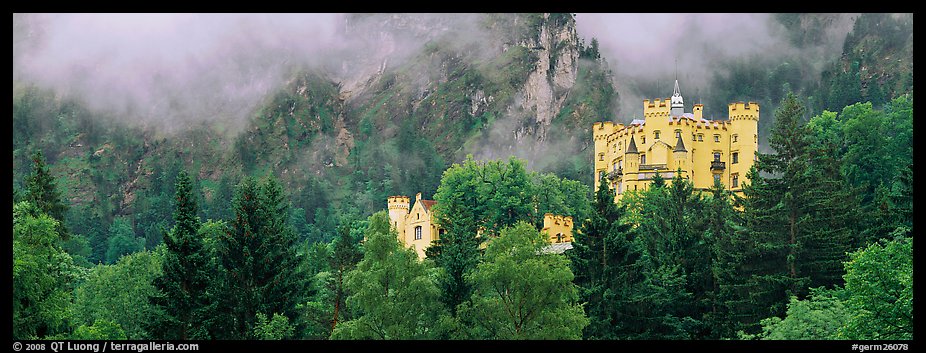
[387,195,410,239]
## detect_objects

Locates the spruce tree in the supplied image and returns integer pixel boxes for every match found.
[328,222,363,332]
[216,176,306,339]
[24,150,69,238]
[703,179,746,338]
[568,177,639,339]
[149,171,213,339]
[737,93,858,334]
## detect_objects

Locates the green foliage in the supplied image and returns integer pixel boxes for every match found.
[24,150,69,238]
[72,320,128,340]
[840,236,912,339]
[331,212,446,339]
[105,217,145,264]
[253,313,295,340]
[214,176,307,339]
[148,171,216,340]
[569,177,639,339]
[457,221,587,339]
[13,201,79,339]
[73,249,163,339]
[751,287,848,340]
[807,96,913,245]
[735,93,860,336]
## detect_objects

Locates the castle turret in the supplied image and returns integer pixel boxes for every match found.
[387,195,410,239]
[673,133,687,171]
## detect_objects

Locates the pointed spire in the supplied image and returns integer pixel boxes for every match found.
[673,79,681,98]
[673,133,687,152]
[626,135,639,154]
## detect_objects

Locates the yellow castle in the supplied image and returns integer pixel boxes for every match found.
[388,193,443,259]
[387,193,574,258]
[593,80,758,200]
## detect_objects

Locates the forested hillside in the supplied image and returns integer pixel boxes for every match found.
[12,13,912,342]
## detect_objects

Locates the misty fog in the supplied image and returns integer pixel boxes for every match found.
[14,13,855,137]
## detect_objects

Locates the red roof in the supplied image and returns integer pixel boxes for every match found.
[420,200,437,212]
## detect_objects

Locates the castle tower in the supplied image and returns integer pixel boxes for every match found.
[670,79,684,116]
[593,122,615,187]
[387,195,410,239]
[673,133,687,171]
[728,101,759,190]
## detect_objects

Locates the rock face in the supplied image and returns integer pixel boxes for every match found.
[515,14,579,142]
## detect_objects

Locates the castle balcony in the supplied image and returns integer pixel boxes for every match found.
[606,169,623,181]
[639,164,667,171]
[710,160,726,172]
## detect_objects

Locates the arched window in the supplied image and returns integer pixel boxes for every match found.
[556,233,563,243]
[414,226,422,240]
[654,130,661,140]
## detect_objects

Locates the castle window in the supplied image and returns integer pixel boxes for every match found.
[642,136,646,144]
[755,134,758,143]
[713,152,721,162]
[641,154,646,164]
[733,134,739,143]
[697,134,703,142]
[599,170,605,181]
[417,212,420,220]
[714,134,720,142]
[692,133,696,141]
[599,153,604,161]
[415,226,422,240]
[675,130,682,138]
[556,233,563,243]
[714,174,721,184]
[732,174,739,188]
[732,152,739,164]
[654,131,660,140]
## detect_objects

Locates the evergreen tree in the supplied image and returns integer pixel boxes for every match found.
[568,177,639,339]
[149,171,214,339]
[737,93,858,334]
[627,173,704,339]
[327,221,363,332]
[104,217,144,264]
[215,176,306,339]
[703,179,747,338]
[24,150,69,238]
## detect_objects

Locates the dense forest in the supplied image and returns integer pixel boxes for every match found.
[12,13,913,341]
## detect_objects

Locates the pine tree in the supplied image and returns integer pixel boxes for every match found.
[328,222,363,332]
[215,176,306,339]
[703,179,746,338]
[568,177,639,339]
[737,93,858,334]
[24,150,69,238]
[149,171,213,339]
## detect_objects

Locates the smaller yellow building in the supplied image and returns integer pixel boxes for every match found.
[387,194,576,258]
[541,213,574,244]
[387,193,444,259]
